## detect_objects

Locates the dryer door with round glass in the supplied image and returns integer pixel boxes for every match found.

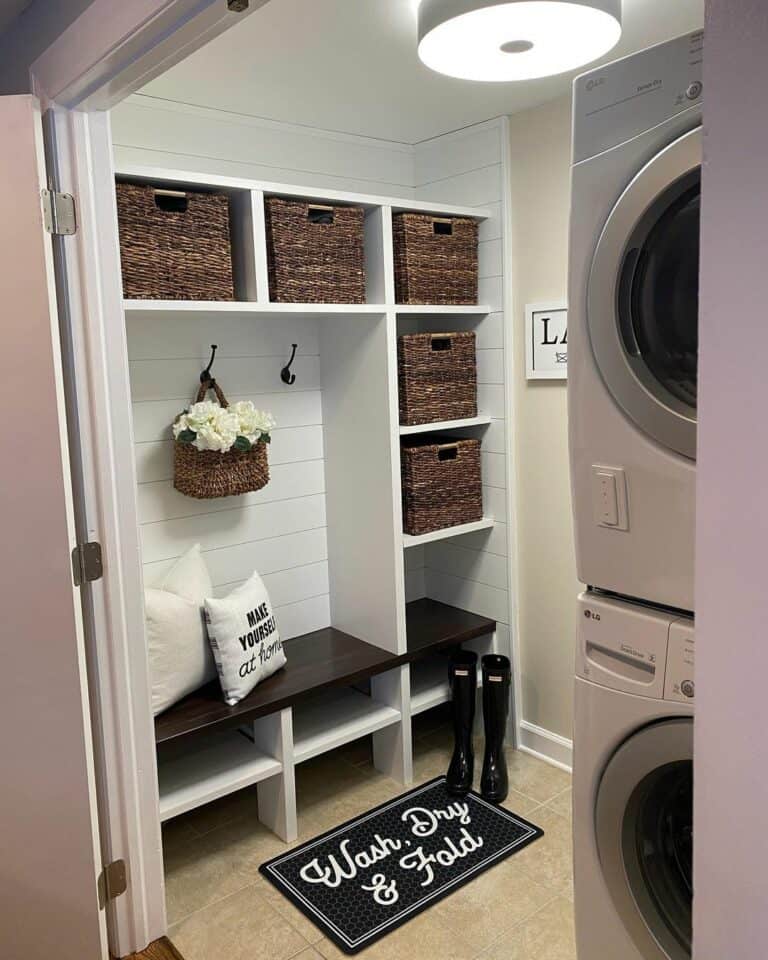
[588,127,701,460]
[595,718,693,960]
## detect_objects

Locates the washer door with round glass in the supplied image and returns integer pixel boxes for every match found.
[589,127,701,460]
[596,718,693,960]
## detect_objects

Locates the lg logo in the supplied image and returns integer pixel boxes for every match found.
[584,609,601,621]
[586,76,605,92]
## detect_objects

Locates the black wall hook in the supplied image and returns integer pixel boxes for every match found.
[200,344,218,383]
[281,343,298,385]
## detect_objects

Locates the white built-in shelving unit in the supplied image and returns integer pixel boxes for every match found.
[119,163,507,843]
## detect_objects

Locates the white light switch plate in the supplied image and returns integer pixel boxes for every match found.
[591,465,629,531]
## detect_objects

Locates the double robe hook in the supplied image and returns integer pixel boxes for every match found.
[199,342,298,388]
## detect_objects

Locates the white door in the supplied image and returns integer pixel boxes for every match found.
[0,95,107,960]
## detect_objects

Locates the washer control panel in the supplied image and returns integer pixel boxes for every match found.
[577,592,694,704]
[664,618,695,703]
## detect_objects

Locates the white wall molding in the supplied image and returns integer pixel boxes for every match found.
[518,720,573,772]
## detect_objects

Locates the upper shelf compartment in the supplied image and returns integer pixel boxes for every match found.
[115,177,260,303]
[392,209,481,309]
[114,165,491,313]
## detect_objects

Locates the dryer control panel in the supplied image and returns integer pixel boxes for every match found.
[573,30,703,163]
[577,592,694,702]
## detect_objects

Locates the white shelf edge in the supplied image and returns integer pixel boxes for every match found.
[293,688,401,764]
[400,415,492,436]
[123,299,389,316]
[395,304,491,315]
[403,517,495,548]
[115,163,492,221]
[157,731,282,822]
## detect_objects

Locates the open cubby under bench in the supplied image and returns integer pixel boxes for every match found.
[154,598,495,839]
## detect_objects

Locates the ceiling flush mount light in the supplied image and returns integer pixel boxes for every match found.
[417,0,622,82]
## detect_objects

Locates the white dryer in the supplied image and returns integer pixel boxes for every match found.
[569,32,703,611]
[573,591,694,960]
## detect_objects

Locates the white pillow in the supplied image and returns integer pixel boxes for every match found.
[159,542,213,602]
[145,544,217,716]
[204,571,286,705]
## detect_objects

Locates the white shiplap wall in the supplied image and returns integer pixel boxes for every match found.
[412,119,513,659]
[128,315,331,640]
[115,101,421,643]
[112,95,416,198]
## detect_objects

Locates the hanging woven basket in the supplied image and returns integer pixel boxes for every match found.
[173,380,270,500]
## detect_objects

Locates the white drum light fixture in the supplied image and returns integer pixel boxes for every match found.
[417,0,622,81]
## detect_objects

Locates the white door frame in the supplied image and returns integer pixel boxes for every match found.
[28,2,271,954]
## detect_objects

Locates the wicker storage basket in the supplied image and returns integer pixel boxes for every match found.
[115,182,235,301]
[401,436,482,536]
[265,197,366,303]
[173,381,269,500]
[398,331,477,426]
[393,213,478,305]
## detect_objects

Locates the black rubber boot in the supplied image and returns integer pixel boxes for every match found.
[480,654,511,803]
[446,650,478,796]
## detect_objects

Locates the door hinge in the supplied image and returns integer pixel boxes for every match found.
[228,0,249,11]
[42,188,77,236]
[72,541,103,586]
[98,859,127,909]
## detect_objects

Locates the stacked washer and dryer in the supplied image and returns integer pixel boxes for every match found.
[568,32,702,960]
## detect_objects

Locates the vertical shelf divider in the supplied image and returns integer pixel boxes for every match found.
[372,665,413,785]
[380,205,414,778]
[250,189,271,304]
[254,708,297,843]
[228,188,260,301]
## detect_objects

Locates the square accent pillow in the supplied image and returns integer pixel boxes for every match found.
[158,541,213,602]
[204,572,286,705]
[145,543,217,716]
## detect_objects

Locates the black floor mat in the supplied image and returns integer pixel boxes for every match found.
[260,776,543,954]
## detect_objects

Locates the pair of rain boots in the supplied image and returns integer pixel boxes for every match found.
[446,651,511,803]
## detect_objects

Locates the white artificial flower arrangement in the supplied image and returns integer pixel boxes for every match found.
[173,399,275,454]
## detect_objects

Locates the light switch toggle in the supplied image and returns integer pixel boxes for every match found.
[596,471,618,525]
[591,465,629,531]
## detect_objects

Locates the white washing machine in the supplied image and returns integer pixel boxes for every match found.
[569,32,703,611]
[573,591,694,960]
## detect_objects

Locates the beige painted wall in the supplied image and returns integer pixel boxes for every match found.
[508,95,581,741]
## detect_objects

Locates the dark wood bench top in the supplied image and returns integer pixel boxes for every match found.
[155,599,495,746]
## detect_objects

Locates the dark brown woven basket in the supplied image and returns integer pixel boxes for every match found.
[116,182,235,301]
[401,436,482,536]
[399,331,477,426]
[393,213,478,305]
[173,381,269,500]
[265,197,366,303]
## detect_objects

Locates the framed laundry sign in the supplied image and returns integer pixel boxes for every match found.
[525,301,568,380]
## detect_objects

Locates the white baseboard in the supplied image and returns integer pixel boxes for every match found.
[518,720,573,773]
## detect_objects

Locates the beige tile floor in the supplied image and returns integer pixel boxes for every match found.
[165,708,575,960]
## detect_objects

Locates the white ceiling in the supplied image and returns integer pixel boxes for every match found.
[0,0,32,34]
[141,0,704,143]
